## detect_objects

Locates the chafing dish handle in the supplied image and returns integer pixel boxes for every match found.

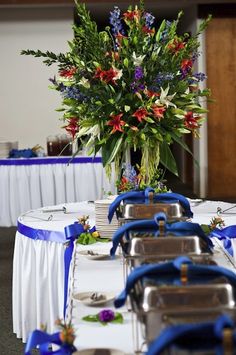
[146,314,235,355]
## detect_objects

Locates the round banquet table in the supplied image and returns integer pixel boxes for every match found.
[12,201,95,343]
[12,199,236,352]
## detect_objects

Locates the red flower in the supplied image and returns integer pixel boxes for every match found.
[65,117,79,139]
[142,26,155,34]
[184,111,200,129]
[168,39,185,53]
[94,67,120,84]
[123,10,140,21]
[107,113,125,133]
[102,68,118,84]
[132,108,148,122]
[151,105,166,119]
[94,67,103,80]
[59,67,76,78]
[115,32,127,45]
[145,89,159,98]
[181,59,193,72]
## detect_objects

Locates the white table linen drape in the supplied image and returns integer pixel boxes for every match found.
[0,157,115,226]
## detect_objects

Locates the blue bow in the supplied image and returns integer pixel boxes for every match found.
[146,314,236,355]
[108,188,193,223]
[114,256,236,308]
[110,213,213,257]
[210,225,236,256]
[64,222,84,318]
[25,329,77,354]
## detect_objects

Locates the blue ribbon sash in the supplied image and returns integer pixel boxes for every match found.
[17,220,85,319]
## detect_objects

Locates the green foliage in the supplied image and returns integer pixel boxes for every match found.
[76,233,109,245]
[82,312,123,326]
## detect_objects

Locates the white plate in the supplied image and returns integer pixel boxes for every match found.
[78,250,110,260]
[73,349,125,355]
[73,291,115,306]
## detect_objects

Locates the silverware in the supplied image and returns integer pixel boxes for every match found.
[217,205,236,215]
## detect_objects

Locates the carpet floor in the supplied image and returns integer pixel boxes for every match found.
[0,227,25,354]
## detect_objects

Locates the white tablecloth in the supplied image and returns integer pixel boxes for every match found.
[13,199,236,351]
[0,156,115,227]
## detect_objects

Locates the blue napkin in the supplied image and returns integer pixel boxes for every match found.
[108,188,193,223]
[210,225,236,257]
[9,148,37,158]
[25,329,77,354]
[114,256,236,308]
[146,314,236,355]
[110,212,213,257]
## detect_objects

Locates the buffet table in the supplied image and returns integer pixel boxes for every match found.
[0,156,115,227]
[13,200,236,352]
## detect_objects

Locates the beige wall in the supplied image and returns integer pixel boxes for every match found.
[0,6,73,150]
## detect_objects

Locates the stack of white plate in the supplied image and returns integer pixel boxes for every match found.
[0,140,18,158]
[95,197,119,239]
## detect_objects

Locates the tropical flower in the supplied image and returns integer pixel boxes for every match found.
[21,0,211,184]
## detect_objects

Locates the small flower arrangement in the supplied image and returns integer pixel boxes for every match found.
[21,0,211,184]
[82,309,123,326]
[76,215,109,244]
[116,163,169,193]
[201,216,225,235]
[54,319,76,345]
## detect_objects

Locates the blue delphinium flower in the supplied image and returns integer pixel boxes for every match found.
[62,86,88,102]
[193,72,207,82]
[143,12,155,29]
[188,72,207,85]
[109,6,124,35]
[156,72,175,85]
[122,163,139,189]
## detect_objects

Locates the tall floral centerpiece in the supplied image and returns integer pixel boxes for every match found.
[22,0,211,188]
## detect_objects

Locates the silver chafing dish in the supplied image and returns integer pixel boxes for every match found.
[125,236,214,267]
[130,281,236,344]
[119,201,185,223]
[116,190,190,224]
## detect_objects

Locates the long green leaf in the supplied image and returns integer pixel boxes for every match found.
[169,131,199,168]
[102,136,123,166]
[160,141,178,176]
